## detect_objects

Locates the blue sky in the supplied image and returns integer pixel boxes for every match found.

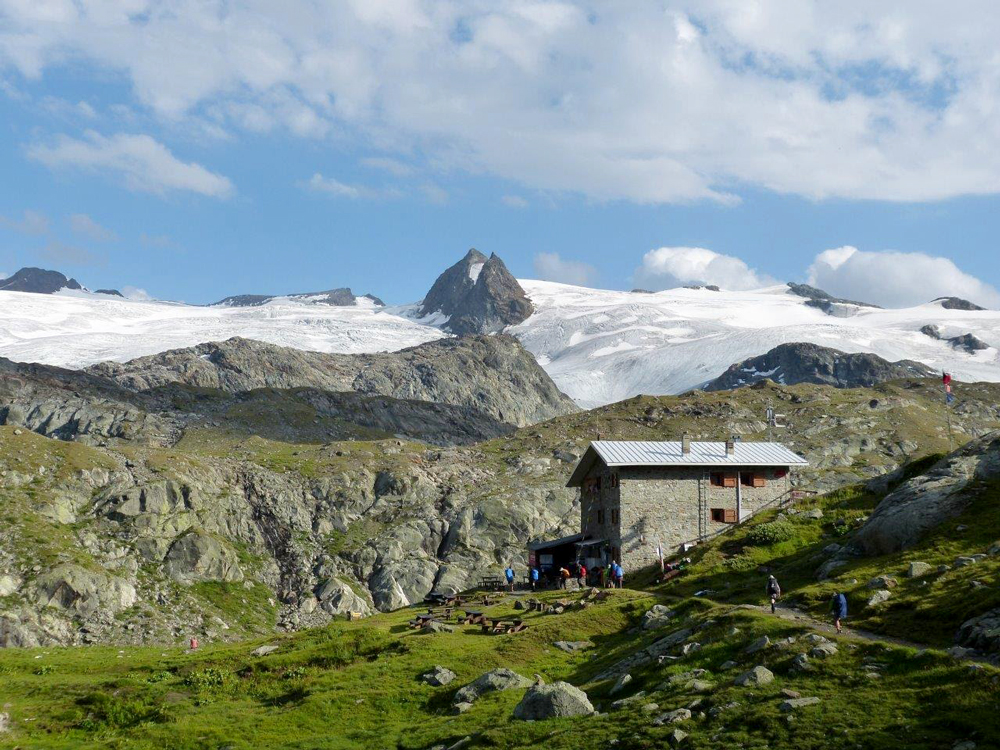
[1,2,999,307]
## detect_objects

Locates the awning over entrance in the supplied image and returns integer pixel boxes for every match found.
[527,532,585,552]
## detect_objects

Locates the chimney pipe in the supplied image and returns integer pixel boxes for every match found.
[725,438,736,456]
[681,432,691,454]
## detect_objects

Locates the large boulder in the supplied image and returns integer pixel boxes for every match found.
[163,531,243,584]
[850,433,1000,555]
[512,682,594,720]
[33,564,137,618]
[453,668,532,705]
[734,666,774,687]
[422,666,458,687]
[956,609,1000,655]
[315,578,372,617]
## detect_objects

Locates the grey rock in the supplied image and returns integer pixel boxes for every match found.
[956,608,1000,654]
[422,666,457,687]
[866,575,898,590]
[251,644,280,657]
[665,728,688,746]
[790,653,812,672]
[451,702,473,715]
[810,643,838,658]
[779,697,821,711]
[734,665,774,686]
[213,287,383,308]
[867,589,891,607]
[804,508,824,519]
[652,708,691,726]
[512,681,594,720]
[744,635,771,654]
[611,692,647,710]
[907,561,933,577]
[609,674,632,695]
[164,531,243,584]
[933,296,986,311]
[642,604,676,630]
[453,668,532,705]
[554,640,594,653]
[421,620,456,634]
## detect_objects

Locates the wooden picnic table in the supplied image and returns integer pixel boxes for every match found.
[481,618,528,635]
[459,609,486,625]
[480,575,504,591]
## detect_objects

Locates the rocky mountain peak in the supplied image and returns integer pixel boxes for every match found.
[420,249,533,335]
[213,287,384,308]
[0,267,83,294]
[933,296,986,311]
[704,342,936,391]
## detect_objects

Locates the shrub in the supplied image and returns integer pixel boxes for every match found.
[724,554,758,572]
[77,692,169,730]
[745,521,795,547]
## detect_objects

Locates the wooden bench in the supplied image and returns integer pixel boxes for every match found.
[481,619,528,635]
[459,610,486,625]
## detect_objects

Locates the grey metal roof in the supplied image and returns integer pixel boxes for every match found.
[567,440,807,486]
[527,532,585,551]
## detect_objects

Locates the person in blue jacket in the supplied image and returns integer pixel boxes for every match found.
[530,566,540,591]
[831,591,848,634]
[504,565,515,592]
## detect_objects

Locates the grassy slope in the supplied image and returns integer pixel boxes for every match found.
[1,588,997,750]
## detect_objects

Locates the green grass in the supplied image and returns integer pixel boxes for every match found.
[1,589,997,749]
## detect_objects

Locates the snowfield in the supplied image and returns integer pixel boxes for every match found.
[0,290,444,368]
[0,282,998,408]
[511,281,1000,407]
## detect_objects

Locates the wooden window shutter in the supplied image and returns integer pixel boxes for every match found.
[723,509,737,523]
[753,475,766,488]
[723,474,736,488]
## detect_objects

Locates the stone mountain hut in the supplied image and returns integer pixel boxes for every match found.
[557,436,808,572]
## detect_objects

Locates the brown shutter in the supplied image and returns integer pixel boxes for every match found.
[723,474,736,488]
[753,476,766,488]
[723,509,737,523]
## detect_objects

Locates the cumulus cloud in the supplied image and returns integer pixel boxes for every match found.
[27,131,234,198]
[808,246,1000,309]
[5,4,1000,203]
[0,209,50,236]
[533,252,597,287]
[303,172,400,200]
[633,247,777,291]
[69,213,116,242]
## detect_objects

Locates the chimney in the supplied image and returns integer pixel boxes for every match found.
[681,432,691,455]
[725,437,736,456]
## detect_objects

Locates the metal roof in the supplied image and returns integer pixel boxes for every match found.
[567,440,807,486]
[527,532,585,551]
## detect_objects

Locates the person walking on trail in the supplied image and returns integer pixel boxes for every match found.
[831,591,848,634]
[504,565,515,592]
[613,562,624,589]
[558,566,571,589]
[766,575,781,614]
[530,566,539,591]
[577,563,587,588]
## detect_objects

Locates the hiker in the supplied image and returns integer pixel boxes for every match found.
[577,562,587,588]
[558,566,571,589]
[504,565,515,592]
[613,562,624,589]
[530,566,540,591]
[766,574,781,614]
[599,565,608,588]
[831,591,848,634]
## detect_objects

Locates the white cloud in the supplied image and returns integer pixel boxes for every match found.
[361,156,413,177]
[533,252,597,287]
[502,195,529,208]
[303,172,400,200]
[634,247,777,291]
[808,246,1000,308]
[0,209,50,235]
[27,131,234,198]
[122,285,153,300]
[6,4,1000,203]
[69,213,116,241]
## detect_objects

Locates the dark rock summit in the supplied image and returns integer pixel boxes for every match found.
[933,296,986,311]
[919,326,990,353]
[94,288,124,297]
[87,334,577,427]
[0,267,82,294]
[704,342,935,391]
[213,288,384,307]
[786,282,880,316]
[420,249,533,335]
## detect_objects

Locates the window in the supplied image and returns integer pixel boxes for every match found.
[741,473,766,488]
[712,472,736,488]
[711,508,737,524]
[597,509,605,525]
[609,473,620,488]
[774,468,787,479]
[611,508,619,525]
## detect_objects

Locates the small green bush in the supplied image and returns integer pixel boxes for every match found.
[724,554,758,572]
[77,692,169,730]
[745,521,795,546]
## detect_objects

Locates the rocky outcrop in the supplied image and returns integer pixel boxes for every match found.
[0,267,82,294]
[704,342,935,391]
[213,288,384,308]
[956,609,1000,655]
[933,297,986,311]
[786,282,880,315]
[163,531,244,584]
[920,326,991,353]
[94,288,124,297]
[849,432,1000,555]
[88,335,577,427]
[453,668,532,704]
[420,249,533,335]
